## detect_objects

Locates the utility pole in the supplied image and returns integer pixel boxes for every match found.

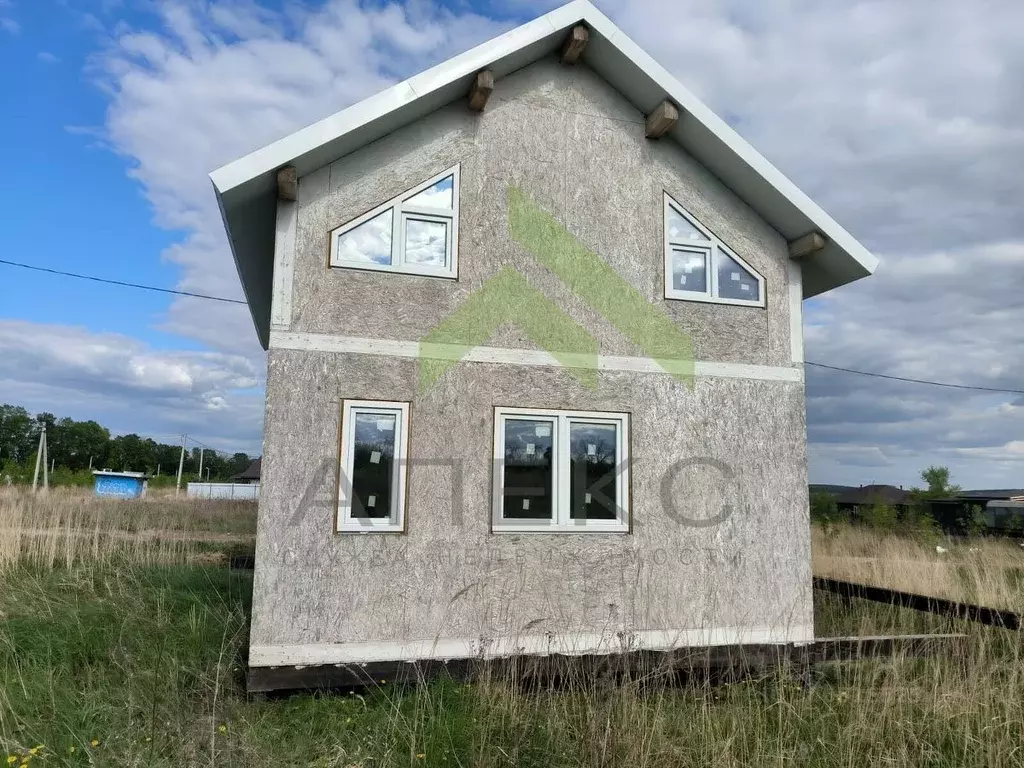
[175,434,187,496]
[156,463,160,477]
[32,423,46,491]
[198,447,204,481]
[88,455,93,471]
[206,467,211,481]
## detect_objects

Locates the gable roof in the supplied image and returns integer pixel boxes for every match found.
[211,0,879,349]
[234,457,261,482]
[836,484,911,506]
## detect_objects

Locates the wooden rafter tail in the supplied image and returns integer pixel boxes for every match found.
[468,70,494,112]
[276,166,297,201]
[789,232,826,258]
[561,25,589,64]
[645,100,679,139]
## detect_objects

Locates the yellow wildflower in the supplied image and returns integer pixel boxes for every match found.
[6,757,16,765]
[416,754,426,759]
[68,746,76,754]
[90,739,100,747]
[217,724,227,734]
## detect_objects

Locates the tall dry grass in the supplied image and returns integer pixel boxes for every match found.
[813,523,1024,612]
[6,500,1024,765]
[0,486,256,569]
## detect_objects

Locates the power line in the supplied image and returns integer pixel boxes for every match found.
[187,436,233,455]
[5,256,1023,396]
[805,361,1024,396]
[0,257,247,305]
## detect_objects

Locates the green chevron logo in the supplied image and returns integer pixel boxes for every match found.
[418,185,694,393]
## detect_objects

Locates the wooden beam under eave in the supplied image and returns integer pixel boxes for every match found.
[789,232,826,258]
[645,100,679,139]
[468,70,494,112]
[561,25,589,64]
[277,166,297,202]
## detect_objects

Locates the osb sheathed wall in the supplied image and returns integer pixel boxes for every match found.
[250,55,812,659]
[289,56,793,365]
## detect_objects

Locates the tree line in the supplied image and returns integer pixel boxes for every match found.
[0,404,255,486]
[810,465,990,536]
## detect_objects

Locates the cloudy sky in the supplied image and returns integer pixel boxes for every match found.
[0,0,1021,486]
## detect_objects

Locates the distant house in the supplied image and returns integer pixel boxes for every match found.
[930,489,1024,535]
[835,484,911,516]
[813,483,1024,534]
[809,483,856,497]
[233,458,261,484]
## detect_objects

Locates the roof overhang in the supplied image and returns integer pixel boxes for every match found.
[211,0,878,349]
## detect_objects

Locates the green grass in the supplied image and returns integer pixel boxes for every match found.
[3,561,1024,767]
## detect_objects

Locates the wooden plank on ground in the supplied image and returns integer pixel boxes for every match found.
[814,576,1022,631]
[247,633,966,694]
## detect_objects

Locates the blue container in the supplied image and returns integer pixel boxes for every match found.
[92,471,148,499]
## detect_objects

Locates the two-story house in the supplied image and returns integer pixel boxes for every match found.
[212,0,877,690]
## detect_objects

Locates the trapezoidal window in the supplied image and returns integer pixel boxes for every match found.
[663,193,765,307]
[336,400,410,533]
[329,165,459,279]
[491,407,630,534]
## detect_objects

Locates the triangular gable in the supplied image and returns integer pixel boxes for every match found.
[211,0,877,349]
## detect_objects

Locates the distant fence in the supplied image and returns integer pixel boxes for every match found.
[186,482,260,501]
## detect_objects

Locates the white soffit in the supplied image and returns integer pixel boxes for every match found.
[211,0,878,349]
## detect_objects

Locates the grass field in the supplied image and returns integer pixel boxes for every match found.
[2,490,1024,766]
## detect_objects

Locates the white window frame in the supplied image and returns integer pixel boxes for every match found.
[336,399,410,533]
[663,193,766,308]
[492,407,630,534]
[329,165,460,279]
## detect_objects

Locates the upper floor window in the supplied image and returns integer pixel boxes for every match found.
[663,193,765,307]
[329,166,460,279]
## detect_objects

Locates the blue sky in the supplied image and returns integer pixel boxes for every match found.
[1,0,1023,485]
[0,0,199,349]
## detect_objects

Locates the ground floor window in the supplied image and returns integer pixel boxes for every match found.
[492,407,630,533]
[336,400,409,533]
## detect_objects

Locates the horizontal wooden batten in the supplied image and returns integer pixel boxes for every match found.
[268,331,804,383]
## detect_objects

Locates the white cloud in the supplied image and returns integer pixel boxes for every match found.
[0,320,263,453]
[37,51,60,64]
[1,16,19,34]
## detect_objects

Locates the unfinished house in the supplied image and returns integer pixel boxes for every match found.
[212,0,877,689]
